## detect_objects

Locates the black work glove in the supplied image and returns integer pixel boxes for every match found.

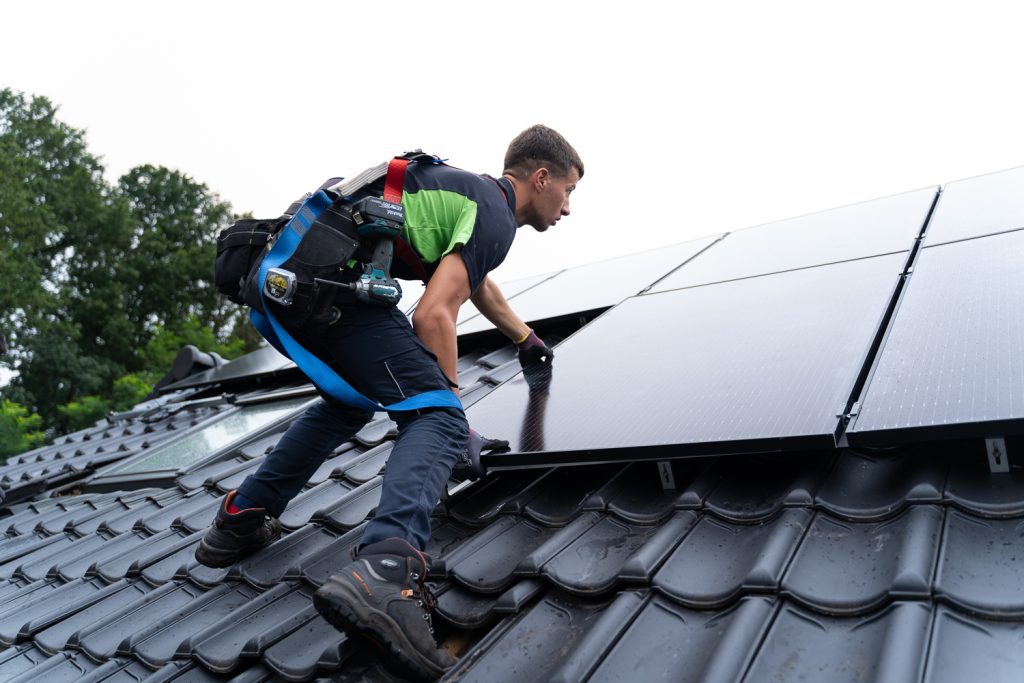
[453,428,510,481]
[516,329,554,368]
[522,358,553,395]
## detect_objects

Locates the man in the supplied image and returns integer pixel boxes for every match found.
[195,125,583,680]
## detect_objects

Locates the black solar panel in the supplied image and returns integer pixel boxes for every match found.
[458,237,719,335]
[924,166,1024,247]
[648,187,936,293]
[469,253,906,466]
[849,230,1024,444]
[456,270,562,327]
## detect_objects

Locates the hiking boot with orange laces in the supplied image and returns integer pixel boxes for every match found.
[313,537,456,681]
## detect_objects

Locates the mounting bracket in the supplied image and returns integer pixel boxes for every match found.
[986,437,1010,473]
[658,461,677,490]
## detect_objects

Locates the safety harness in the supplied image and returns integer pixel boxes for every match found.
[250,155,463,413]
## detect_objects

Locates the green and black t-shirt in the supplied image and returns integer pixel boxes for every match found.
[396,163,517,294]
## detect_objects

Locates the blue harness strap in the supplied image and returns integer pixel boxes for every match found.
[250,190,463,413]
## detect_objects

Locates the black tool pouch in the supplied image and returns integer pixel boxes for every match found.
[257,202,362,330]
[214,218,283,304]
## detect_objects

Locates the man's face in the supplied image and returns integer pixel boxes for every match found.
[529,167,580,232]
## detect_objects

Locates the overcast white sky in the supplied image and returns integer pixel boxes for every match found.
[4,0,1024,282]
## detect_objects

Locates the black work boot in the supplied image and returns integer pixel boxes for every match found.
[194,490,281,568]
[313,537,456,681]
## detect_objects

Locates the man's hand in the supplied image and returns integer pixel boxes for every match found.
[516,329,554,368]
[454,428,511,480]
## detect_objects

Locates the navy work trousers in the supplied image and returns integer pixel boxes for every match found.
[237,303,467,551]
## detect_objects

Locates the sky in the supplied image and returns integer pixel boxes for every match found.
[3,1,1024,280]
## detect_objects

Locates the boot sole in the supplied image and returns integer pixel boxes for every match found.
[314,576,447,682]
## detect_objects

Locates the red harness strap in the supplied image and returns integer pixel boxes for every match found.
[383,157,429,282]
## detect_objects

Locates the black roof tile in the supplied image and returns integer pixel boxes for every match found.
[542,513,664,596]
[653,508,812,608]
[744,601,931,683]
[32,580,152,655]
[94,528,191,583]
[0,577,124,646]
[5,649,100,682]
[702,453,833,523]
[140,531,204,587]
[944,452,1024,518]
[71,580,210,663]
[445,470,556,528]
[352,416,398,448]
[519,464,626,526]
[208,458,266,493]
[0,533,76,580]
[126,582,260,669]
[925,606,1024,683]
[217,524,338,589]
[781,506,942,615]
[934,509,1024,618]
[603,461,712,523]
[27,532,115,582]
[278,479,359,531]
[447,518,557,593]
[261,612,352,681]
[135,488,222,534]
[92,489,185,536]
[444,589,613,683]
[187,583,316,674]
[436,584,502,630]
[176,456,252,491]
[294,525,366,589]
[312,477,384,532]
[589,595,775,683]
[75,657,154,682]
[335,443,392,485]
[0,644,52,679]
[816,449,946,520]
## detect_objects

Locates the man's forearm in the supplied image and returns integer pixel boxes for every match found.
[413,310,460,395]
[472,278,530,342]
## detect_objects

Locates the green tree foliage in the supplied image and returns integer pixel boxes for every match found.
[0,400,45,460]
[0,88,259,433]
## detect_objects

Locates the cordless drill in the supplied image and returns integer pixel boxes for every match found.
[312,196,405,307]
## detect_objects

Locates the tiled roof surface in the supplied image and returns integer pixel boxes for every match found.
[2,167,1023,681]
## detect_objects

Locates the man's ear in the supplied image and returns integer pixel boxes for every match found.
[531,167,550,192]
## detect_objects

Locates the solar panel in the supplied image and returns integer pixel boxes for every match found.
[648,187,936,293]
[468,253,907,467]
[849,230,1024,444]
[455,270,563,327]
[458,236,720,335]
[924,166,1024,247]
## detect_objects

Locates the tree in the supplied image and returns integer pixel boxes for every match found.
[1,88,258,432]
[0,89,117,418]
[0,400,45,460]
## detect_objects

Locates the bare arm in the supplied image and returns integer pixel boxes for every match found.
[470,276,531,343]
[411,252,473,393]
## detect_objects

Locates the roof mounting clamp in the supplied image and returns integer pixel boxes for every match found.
[658,461,676,490]
[986,437,1010,473]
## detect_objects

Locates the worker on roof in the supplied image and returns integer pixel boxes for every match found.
[195,125,583,681]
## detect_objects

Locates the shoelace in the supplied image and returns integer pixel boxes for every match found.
[409,571,439,633]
